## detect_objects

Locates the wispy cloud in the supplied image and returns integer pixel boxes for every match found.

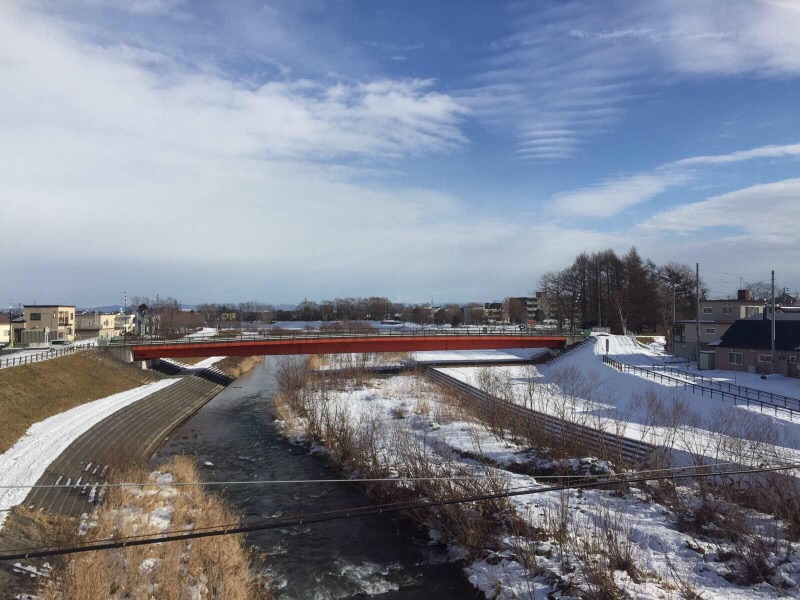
[552,141,800,217]
[553,171,690,217]
[672,143,800,167]
[469,0,800,161]
[640,178,800,242]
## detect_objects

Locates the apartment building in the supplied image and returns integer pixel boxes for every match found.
[505,292,551,323]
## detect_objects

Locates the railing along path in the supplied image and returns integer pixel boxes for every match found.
[0,344,89,369]
[602,355,800,420]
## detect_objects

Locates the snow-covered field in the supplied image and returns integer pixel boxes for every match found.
[278,374,800,598]
[434,335,800,468]
[0,379,179,530]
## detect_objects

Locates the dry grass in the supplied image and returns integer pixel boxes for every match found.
[39,456,271,599]
[0,350,161,453]
[215,355,263,378]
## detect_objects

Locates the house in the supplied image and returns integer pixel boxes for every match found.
[22,304,76,343]
[115,312,135,333]
[713,318,800,377]
[672,289,764,360]
[0,314,10,346]
[75,312,118,340]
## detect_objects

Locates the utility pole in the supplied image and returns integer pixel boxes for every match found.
[771,270,776,369]
[7,301,13,348]
[695,263,700,363]
[123,290,127,346]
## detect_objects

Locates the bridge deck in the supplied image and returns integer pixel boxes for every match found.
[124,331,578,360]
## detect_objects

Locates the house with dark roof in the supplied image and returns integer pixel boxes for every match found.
[672,289,764,361]
[713,318,800,377]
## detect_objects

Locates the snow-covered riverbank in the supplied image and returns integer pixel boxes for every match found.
[274,366,800,599]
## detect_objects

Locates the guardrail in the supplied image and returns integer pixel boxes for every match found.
[424,365,655,466]
[110,327,585,348]
[602,355,800,420]
[0,344,89,369]
[643,363,800,411]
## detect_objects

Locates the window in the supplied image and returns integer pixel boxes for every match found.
[791,356,797,364]
[729,352,743,365]
[702,307,713,314]
[746,306,761,317]
[758,355,773,362]
[30,312,41,321]
[722,306,733,314]
[705,327,716,334]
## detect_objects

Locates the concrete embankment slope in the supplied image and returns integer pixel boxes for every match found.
[0,355,253,597]
[23,368,233,517]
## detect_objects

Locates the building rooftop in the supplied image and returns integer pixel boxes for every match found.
[23,304,76,308]
[717,319,800,352]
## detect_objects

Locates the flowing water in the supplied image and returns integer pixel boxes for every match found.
[159,357,477,599]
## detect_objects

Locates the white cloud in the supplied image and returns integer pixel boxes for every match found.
[640,178,800,241]
[1,1,596,304]
[552,171,690,217]
[552,141,800,218]
[672,143,800,167]
[471,0,800,160]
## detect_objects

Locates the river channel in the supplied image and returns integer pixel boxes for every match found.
[159,357,477,599]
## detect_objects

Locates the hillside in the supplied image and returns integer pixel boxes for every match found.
[0,350,161,453]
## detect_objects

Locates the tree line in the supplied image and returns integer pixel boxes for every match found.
[539,248,705,335]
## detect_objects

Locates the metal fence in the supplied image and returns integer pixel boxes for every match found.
[424,365,656,466]
[643,363,800,411]
[0,344,89,369]
[602,355,800,420]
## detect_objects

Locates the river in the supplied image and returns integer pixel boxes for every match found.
[159,357,477,599]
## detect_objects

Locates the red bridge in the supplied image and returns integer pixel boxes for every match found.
[119,329,583,361]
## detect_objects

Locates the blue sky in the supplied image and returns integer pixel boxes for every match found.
[2,0,799,306]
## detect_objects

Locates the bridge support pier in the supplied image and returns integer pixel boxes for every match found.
[104,345,154,369]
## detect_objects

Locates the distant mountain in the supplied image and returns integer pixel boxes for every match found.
[80,303,201,312]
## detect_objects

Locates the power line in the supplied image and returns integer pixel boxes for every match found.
[1,462,796,563]
[0,462,754,556]
[0,462,749,490]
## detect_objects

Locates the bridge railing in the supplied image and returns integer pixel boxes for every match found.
[110,326,585,348]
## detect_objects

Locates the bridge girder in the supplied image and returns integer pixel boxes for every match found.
[130,335,569,361]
